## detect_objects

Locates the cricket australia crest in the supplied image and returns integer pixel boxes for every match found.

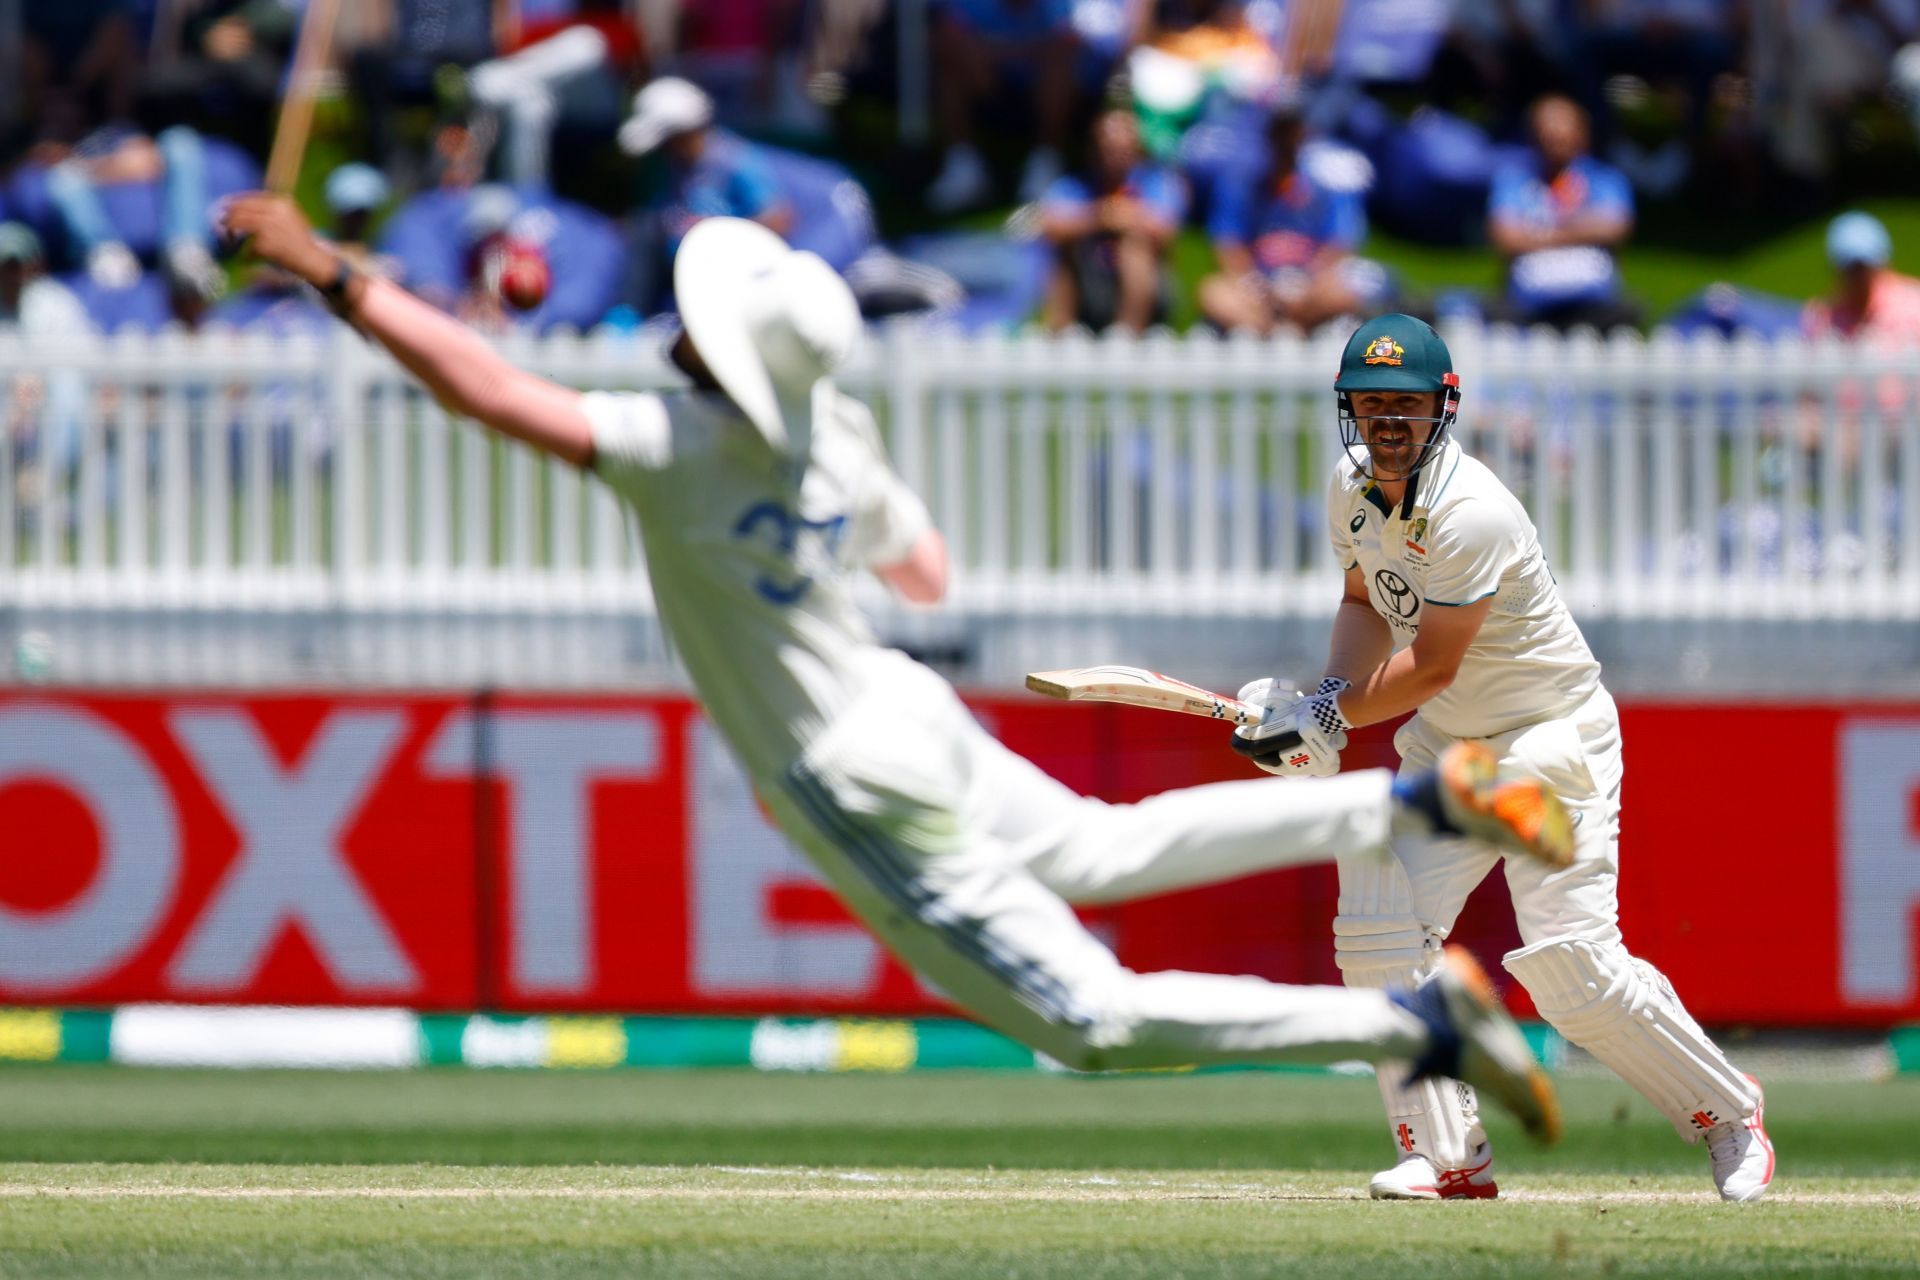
[1362,335,1404,366]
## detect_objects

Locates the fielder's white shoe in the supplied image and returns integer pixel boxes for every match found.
[1706,1074,1774,1202]
[1369,1142,1499,1201]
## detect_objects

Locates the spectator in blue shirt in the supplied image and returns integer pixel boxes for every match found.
[1197,102,1390,335]
[1038,109,1189,333]
[1486,94,1640,332]
[618,76,793,258]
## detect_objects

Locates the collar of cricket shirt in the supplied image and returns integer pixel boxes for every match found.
[1360,462,1421,521]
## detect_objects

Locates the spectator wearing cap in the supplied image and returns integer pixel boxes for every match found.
[1795,211,1920,498]
[926,0,1080,213]
[1197,102,1388,335]
[1486,95,1639,333]
[620,76,794,259]
[1803,211,1920,345]
[1038,109,1188,334]
[324,163,394,263]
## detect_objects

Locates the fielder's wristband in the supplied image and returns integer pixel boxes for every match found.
[318,256,357,318]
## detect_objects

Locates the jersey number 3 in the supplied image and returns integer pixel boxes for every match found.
[733,501,848,605]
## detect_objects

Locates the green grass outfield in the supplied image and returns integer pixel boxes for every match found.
[2,1067,1917,1279]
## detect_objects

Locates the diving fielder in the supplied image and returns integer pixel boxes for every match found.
[1232,314,1773,1201]
[224,196,1568,1132]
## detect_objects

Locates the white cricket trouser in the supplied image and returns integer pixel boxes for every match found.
[1346,685,1756,1155]
[1388,687,1629,948]
[764,657,1428,1073]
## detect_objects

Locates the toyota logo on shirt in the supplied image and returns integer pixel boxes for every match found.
[1373,568,1419,618]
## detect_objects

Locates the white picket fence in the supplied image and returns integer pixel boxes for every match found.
[4,324,1919,626]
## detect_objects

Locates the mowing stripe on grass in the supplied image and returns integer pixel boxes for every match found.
[3,1183,1915,1207]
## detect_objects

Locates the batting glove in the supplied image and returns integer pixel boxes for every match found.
[1230,677,1352,778]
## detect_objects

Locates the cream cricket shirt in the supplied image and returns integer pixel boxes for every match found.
[1327,438,1601,739]
[585,386,932,783]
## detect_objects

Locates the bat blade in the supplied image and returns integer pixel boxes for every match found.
[1025,665,1263,727]
[265,0,342,195]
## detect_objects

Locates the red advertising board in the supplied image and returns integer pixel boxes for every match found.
[1,691,1916,1025]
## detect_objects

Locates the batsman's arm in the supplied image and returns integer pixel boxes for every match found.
[223,193,595,468]
[1324,564,1393,687]
[1335,592,1493,728]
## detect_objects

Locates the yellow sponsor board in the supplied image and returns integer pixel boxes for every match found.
[834,1020,916,1072]
[543,1017,627,1068]
[0,1009,61,1062]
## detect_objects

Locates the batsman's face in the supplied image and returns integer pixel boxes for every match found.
[1352,390,1440,479]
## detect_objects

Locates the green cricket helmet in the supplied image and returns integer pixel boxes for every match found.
[1333,313,1461,480]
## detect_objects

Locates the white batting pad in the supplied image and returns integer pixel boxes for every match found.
[1332,913,1432,972]
[1505,936,1759,1142]
[1333,849,1483,1169]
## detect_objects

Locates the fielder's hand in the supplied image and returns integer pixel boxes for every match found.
[220,193,339,288]
[1230,676,1352,778]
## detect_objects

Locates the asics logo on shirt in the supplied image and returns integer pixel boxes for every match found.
[1350,511,1366,533]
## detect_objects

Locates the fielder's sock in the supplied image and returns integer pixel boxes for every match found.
[1393,771,1463,838]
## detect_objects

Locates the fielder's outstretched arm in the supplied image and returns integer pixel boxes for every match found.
[223,194,596,468]
[877,533,948,604]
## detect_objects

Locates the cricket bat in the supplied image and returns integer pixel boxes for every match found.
[1025,666,1264,727]
[264,0,341,195]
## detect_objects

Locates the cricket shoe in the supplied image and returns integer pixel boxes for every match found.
[1706,1075,1774,1203]
[1436,742,1575,869]
[1391,947,1562,1146]
[1369,1143,1498,1201]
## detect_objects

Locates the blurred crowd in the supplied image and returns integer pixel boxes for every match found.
[3,0,1920,348]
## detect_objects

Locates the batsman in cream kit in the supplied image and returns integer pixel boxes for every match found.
[1232,314,1773,1202]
